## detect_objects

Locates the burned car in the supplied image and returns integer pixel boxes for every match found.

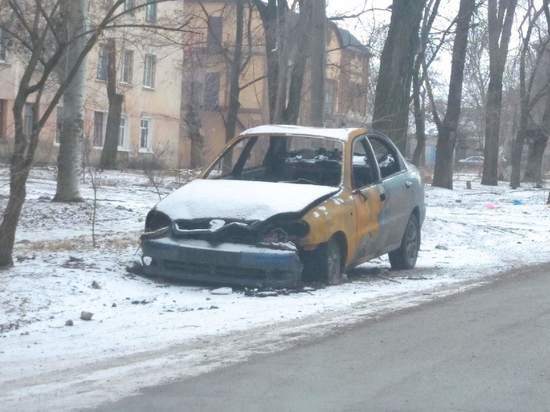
[141,125,425,288]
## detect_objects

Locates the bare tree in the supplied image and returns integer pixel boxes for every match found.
[372,0,426,152]
[99,37,123,170]
[481,0,517,186]
[181,49,205,169]
[225,0,246,143]
[53,0,87,202]
[88,167,100,248]
[431,0,476,189]
[0,0,128,267]
[523,1,550,187]
[0,0,181,267]
[463,12,490,151]
[411,0,442,167]
[252,0,312,124]
[309,0,327,127]
[510,1,549,188]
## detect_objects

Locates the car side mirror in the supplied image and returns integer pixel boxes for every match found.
[352,188,369,201]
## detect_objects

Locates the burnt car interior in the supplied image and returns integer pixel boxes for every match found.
[369,137,402,178]
[206,135,344,187]
[352,137,379,188]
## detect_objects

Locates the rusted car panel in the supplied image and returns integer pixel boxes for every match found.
[140,125,425,288]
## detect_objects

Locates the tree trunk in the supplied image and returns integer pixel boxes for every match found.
[309,0,326,127]
[253,0,283,122]
[432,0,475,189]
[282,2,311,125]
[185,80,204,169]
[0,99,38,267]
[432,129,455,187]
[481,0,517,186]
[254,0,310,125]
[372,0,426,152]
[482,75,504,185]
[412,63,426,167]
[0,149,31,266]
[54,0,87,202]
[225,0,245,143]
[100,38,122,169]
[510,117,527,189]
[509,4,545,189]
[523,133,548,187]
[182,53,204,169]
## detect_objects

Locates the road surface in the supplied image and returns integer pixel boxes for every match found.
[96,264,550,412]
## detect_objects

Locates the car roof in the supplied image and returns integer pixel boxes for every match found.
[240,125,367,142]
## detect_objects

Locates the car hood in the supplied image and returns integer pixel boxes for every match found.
[154,179,339,222]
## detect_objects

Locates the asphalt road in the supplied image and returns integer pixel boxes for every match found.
[97,264,550,412]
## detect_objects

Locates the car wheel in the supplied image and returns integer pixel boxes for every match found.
[324,238,345,285]
[389,214,420,270]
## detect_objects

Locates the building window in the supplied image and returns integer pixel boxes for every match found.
[55,106,63,144]
[0,28,7,62]
[203,72,220,111]
[207,16,223,53]
[124,0,135,14]
[145,1,157,23]
[93,111,106,147]
[325,80,337,116]
[143,54,156,88]
[140,117,152,150]
[120,49,134,84]
[96,45,108,81]
[0,99,6,139]
[118,114,129,149]
[23,103,34,137]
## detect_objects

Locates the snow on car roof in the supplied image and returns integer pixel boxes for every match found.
[240,125,366,141]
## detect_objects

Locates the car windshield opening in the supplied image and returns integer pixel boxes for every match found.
[205,134,343,187]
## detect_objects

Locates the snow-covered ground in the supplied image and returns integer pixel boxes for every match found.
[1,167,549,411]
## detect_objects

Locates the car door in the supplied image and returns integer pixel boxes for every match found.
[350,136,386,263]
[367,134,411,253]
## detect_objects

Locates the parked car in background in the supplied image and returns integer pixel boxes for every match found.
[458,155,484,166]
[141,125,425,288]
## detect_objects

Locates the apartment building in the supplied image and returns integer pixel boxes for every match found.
[0,1,185,168]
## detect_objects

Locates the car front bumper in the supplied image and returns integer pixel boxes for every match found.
[141,237,303,288]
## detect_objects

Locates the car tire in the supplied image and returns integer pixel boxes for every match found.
[389,214,420,270]
[322,237,345,285]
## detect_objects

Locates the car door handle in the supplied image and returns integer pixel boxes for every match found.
[405,181,413,189]
[380,192,386,202]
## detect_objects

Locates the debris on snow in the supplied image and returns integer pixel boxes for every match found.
[65,320,74,327]
[255,291,279,298]
[435,244,449,250]
[131,300,149,305]
[80,311,93,321]
[211,287,233,295]
[91,281,101,289]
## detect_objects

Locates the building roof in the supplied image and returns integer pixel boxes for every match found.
[336,27,370,55]
[240,125,367,141]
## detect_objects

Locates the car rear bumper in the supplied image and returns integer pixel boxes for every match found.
[141,237,303,288]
